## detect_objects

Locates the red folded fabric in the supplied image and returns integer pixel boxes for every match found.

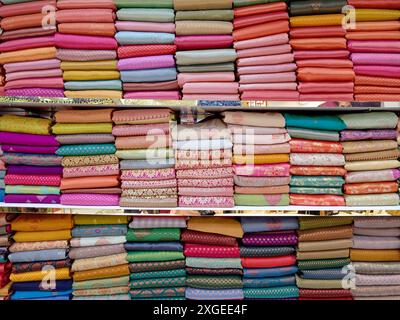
[290,26,346,38]
[355,75,400,87]
[241,255,296,268]
[1,13,46,31]
[355,86,400,94]
[0,263,11,274]
[0,272,11,288]
[57,0,116,10]
[300,93,354,101]
[233,20,289,42]
[175,35,233,50]
[299,289,353,298]
[184,244,240,258]
[346,31,400,40]
[55,9,115,23]
[290,38,347,50]
[299,82,354,93]
[296,59,353,68]
[0,36,55,52]
[58,23,116,37]
[234,2,288,18]
[297,67,355,82]
[0,0,56,17]
[294,50,349,60]
[181,230,237,247]
[118,44,177,58]
[234,11,288,29]
[355,94,400,101]
[348,0,400,9]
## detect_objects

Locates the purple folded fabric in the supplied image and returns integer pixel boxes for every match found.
[340,130,398,141]
[4,195,60,204]
[60,194,119,206]
[348,40,400,53]
[351,53,400,66]
[117,55,175,70]
[1,145,58,154]
[5,77,65,90]
[354,65,400,78]
[4,59,61,73]
[6,165,63,175]
[0,36,55,52]
[0,133,59,146]
[54,33,118,50]
[242,232,298,246]
[5,88,65,97]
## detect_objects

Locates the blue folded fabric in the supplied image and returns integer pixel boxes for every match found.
[115,31,175,45]
[24,295,71,300]
[72,225,127,238]
[243,266,298,278]
[117,8,175,23]
[8,249,68,263]
[0,189,4,202]
[120,68,177,83]
[56,144,116,156]
[12,280,73,291]
[64,80,122,91]
[185,288,244,300]
[300,268,346,280]
[0,180,5,189]
[11,290,73,300]
[243,275,296,288]
[124,242,183,251]
[241,217,299,233]
[0,170,5,178]
[284,113,346,131]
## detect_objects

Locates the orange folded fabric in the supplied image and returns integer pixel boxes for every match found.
[290,166,347,176]
[344,182,398,195]
[1,13,46,31]
[0,0,56,17]
[0,47,57,64]
[290,14,344,27]
[233,154,289,165]
[346,31,400,40]
[115,135,171,149]
[355,94,400,101]
[297,67,355,82]
[350,249,400,262]
[55,109,114,123]
[349,21,400,32]
[355,75,400,87]
[57,0,116,10]
[58,23,116,37]
[355,86,400,94]
[233,20,289,42]
[290,38,347,50]
[60,176,119,190]
[73,264,129,281]
[55,9,115,23]
[296,59,353,68]
[234,2,287,18]
[290,26,345,38]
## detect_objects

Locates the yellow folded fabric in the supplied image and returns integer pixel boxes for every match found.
[297,249,349,260]
[74,215,128,225]
[61,60,118,71]
[355,9,400,22]
[71,254,128,272]
[0,47,57,64]
[297,239,353,252]
[350,249,400,262]
[290,14,344,27]
[73,264,130,281]
[233,154,289,165]
[0,115,51,135]
[11,214,73,232]
[345,160,400,171]
[0,283,11,296]
[187,217,243,238]
[63,71,120,81]
[73,286,129,297]
[52,123,113,135]
[64,90,122,99]
[296,275,344,289]
[10,268,71,282]
[13,230,72,242]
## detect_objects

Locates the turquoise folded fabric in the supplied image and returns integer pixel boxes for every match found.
[287,127,339,141]
[290,187,343,195]
[243,276,296,288]
[130,269,186,280]
[284,114,346,131]
[0,171,6,179]
[56,144,116,156]
[115,31,175,45]
[11,290,72,300]
[120,68,177,83]
[243,286,299,299]
[290,176,345,187]
[5,185,60,195]
[115,0,173,8]
[186,257,242,269]
[117,8,175,22]
[64,80,122,91]
[339,112,398,130]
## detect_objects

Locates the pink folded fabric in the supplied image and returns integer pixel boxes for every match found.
[177,72,235,87]
[55,9,115,23]
[57,0,116,10]
[184,244,239,258]
[234,164,290,177]
[5,88,65,97]
[241,91,300,100]
[234,33,289,50]
[354,65,400,78]
[6,69,62,81]
[236,44,292,58]
[112,123,170,137]
[239,72,297,84]
[54,33,118,50]
[0,26,56,42]
[175,35,233,50]
[351,53,400,66]
[234,11,289,29]
[239,83,297,91]
[117,55,175,70]
[60,194,119,206]
[122,179,176,189]
[238,63,297,75]
[4,59,61,73]
[348,40,400,53]
[178,187,233,197]
[5,174,61,186]
[298,82,354,93]
[234,143,290,155]
[5,77,64,90]
[63,164,120,178]
[0,36,55,52]
[300,93,354,101]
[182,82,238,94]
[57,49,117,61]
[115,21,175,33]
[124,91,181,100]
[294,50,350,59]
[237,53,294,66]
[182,94,240,100]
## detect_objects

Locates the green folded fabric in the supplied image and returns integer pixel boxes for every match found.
[290,187,343,195]
[5,185,60,195]
[72,276,130,290]
[56,144,116,156]
[176,49,237,65]
[186,257,242,269]
[287,127,339,141]
[243,286,299,299]
[117,8,175,22]
[339,112,398,130]
[234,194,290,206]
[127,251,184,263]
[126,228,181,242]
[299,217,353,230]
[115,0,173,8]
[186,275,243,289]
[130,277,186,289]
[130,269,186,280]
[130,287,185,299]
[175,10,234,21]
[290,176,345,188]
[297,258,351,270]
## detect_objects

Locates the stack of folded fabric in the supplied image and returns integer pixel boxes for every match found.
[174,0,238,100]
[351,217,400,300]
[0,66,4,96]
[8,214,73,300]
[223,111,290,207]
[127,216,186,300]
[233,1,298,101]
[0,114,62,204]
[70,215,130,300]
[0,0,64,97]
[174,118,234,208]
[53,109,120,207]
[115,0,179,100]
[0,151,4,202]
[0,212,16,300]
[347,4,400,101]
[339,112,400,206]
[184,217,244,300]
[113,108,177,208]
[289,0,355,101]
[285,113,347,206]
[240,217,299,300]
[296,217,354,300]
[55,0,121,99]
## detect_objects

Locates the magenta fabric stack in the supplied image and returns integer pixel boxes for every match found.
[233,1,298,101]
[0,0,64,97]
